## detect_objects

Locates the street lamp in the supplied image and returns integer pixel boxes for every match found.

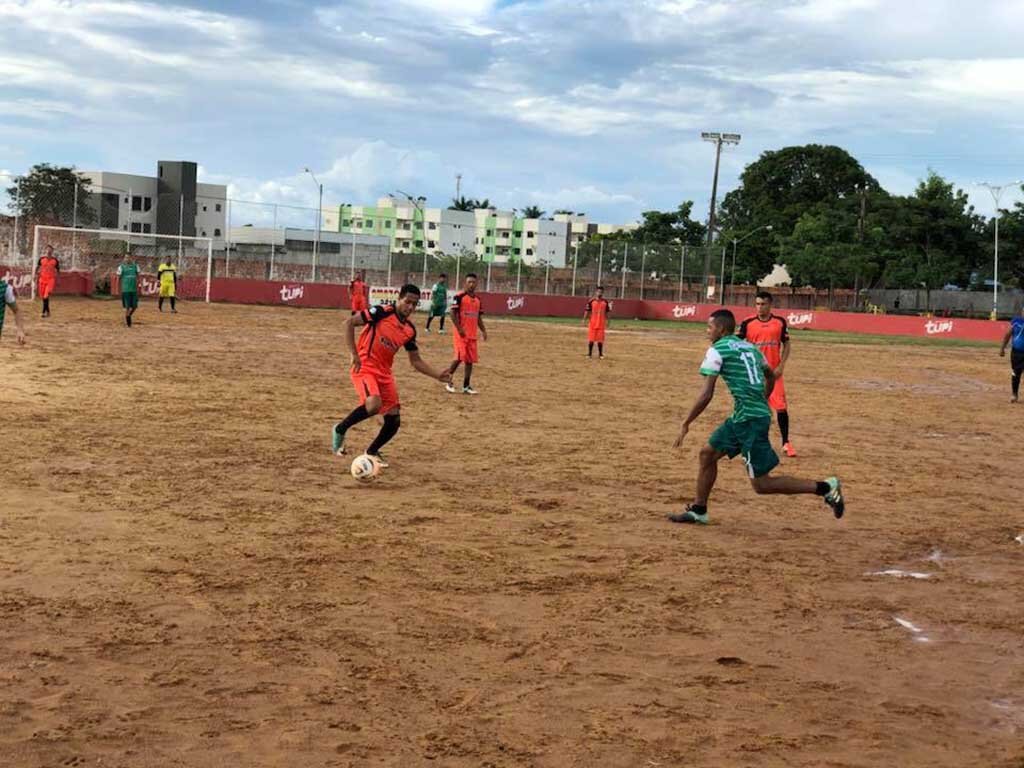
[727,224,774,305]
[304,167,322,281]
[396,190,428,285]
[701,131,741,301]
[977,180,1021,320]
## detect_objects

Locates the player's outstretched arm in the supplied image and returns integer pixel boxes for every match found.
[407,350,451,383]
[1000,328,1011,356]
[674,375,717,447]
[344,311,367,371]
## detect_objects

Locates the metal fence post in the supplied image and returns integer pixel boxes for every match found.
[621,242,628,298]
[486,259,491,291]
[597,240,603,286]
[571,246,578,296]
[679,245,685,301]
[270,204,277,279]
[544,261,550,295]
[640,245,646,300]
[516,258,522,293]
[456,252,462,289]
[387,250,392,288]
[71,184,78,266]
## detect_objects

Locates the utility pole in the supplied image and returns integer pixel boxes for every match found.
[978,180,1022,320]
[701,132,740,301]
[456,173,462,202]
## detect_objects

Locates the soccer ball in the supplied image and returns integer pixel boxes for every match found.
[350,454,380,481]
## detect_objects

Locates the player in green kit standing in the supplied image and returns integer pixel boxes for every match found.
[669,309,844,525]
[425,273,447,334]
[117,252,140,327]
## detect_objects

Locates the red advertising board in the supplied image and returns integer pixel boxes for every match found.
[1,268,94,297]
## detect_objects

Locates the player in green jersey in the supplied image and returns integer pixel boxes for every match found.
[669,309,844,525]
[425,273,447,334]
[0,278,26,345]
[117,252,140,327]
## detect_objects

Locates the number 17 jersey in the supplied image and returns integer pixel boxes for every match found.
[699,335,772,422]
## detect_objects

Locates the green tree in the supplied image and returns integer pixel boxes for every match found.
[6,163,95,227]
[449,196,474,211]
[521,205,545,219]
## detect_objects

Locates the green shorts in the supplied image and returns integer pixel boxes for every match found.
[709,416,779,479]
[429,305,446,318]
[121,292,138,309]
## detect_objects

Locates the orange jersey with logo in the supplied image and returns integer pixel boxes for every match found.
[356,305,418,373]
[350,279,368,310]
[738,314,789,369]
[38,255,60,281]
[586,297,610,330]
[452,291,482,340]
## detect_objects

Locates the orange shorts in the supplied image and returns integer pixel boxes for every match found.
[454,334,479,364]
[351,301,368,314]
[350,367,400,414]
[588,326,606,343]
[768,377,788,411]
[38,278,56,299]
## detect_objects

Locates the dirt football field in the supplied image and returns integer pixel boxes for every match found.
[1,297,1022,768]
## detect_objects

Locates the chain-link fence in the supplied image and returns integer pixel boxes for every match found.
[2,172,859,309]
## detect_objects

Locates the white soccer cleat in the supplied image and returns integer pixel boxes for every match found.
[463,386,479,395]
[445,382,457,393]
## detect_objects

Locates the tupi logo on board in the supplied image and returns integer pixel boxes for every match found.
[506,295,525,311]
[924,319,954,335]
[786,312,814,326]
[672,304,697,318]
[280,284,304,302]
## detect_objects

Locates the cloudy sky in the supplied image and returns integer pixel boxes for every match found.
[2,0,1024,226]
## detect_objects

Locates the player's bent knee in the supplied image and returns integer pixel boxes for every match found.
[699,445,719,463]
[750,476,771,494]
[365,397,383,415]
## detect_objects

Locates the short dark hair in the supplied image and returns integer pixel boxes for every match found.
[399,283,421,297]
[709,308,736,334]
[596,285,604,290]
[466,273,478,279]
[439,273,446,279]
[755,290,773,302]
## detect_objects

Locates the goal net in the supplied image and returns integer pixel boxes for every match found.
[31,225,214,302]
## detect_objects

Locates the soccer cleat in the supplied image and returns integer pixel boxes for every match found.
[332,423,347,456]
[425,328,431,334]
[1012,396,1019,404]
[438,328,445,335]
[783,442,797,457]
[369,452,389,469]
[463,386,478,395]
[445,382,457,393]
[823,476,845,519]
[668,505,709,525]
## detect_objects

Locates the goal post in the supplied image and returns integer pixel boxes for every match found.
[32,225,214,302]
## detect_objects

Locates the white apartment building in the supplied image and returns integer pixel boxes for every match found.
[77,161,227,247]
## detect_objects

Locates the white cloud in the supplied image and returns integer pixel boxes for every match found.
[779,0,881,24]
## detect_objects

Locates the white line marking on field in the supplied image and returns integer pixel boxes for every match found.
[926,549,945,562]
[894,617,924,633]
[869,569,932,579]
[1015,534,1023,545]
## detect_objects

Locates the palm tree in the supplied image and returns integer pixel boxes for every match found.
[521,205,545,219]
[449,195,474,211]
[471,198,492,210]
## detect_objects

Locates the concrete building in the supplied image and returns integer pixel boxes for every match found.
[78,161,227,246]
[324,197,643,268]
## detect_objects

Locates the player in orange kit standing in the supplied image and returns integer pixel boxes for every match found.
[583,285,611,358]
[445,273,487,394]
[37,245,60,318]
[738,290,796,457]
[349,270,369,315]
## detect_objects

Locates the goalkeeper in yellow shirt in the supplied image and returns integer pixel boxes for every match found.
[157,259,177,312]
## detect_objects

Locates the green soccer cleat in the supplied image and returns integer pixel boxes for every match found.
[332,422,347,456]
[824,476,844,519]
[668,505,708,525]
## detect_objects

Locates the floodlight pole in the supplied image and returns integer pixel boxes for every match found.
[701,131,741,302]
[978,180,1021,320]
[305,168,322,281]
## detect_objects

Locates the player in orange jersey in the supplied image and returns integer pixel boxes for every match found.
[349,270,369,315]
[445,273,488,395]
[583,285,611,358]
[37,245,60,318]
[332,284,451,466]
[738,290,795,457]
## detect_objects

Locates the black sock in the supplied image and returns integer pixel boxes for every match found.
[439,316,445,330]
[170,297,176,310]
[1013,373,1021,398]
[815,481,829,496]
[588,342,594,356]
[777,410,790,443]
[158,297,164,311]
[336,405,371,437]
[426,316,433,329]
[689,503,707,514]
[598,343,604,356]
[367,414,400,455]
[126,313,132,327]
[42,298,49,314]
